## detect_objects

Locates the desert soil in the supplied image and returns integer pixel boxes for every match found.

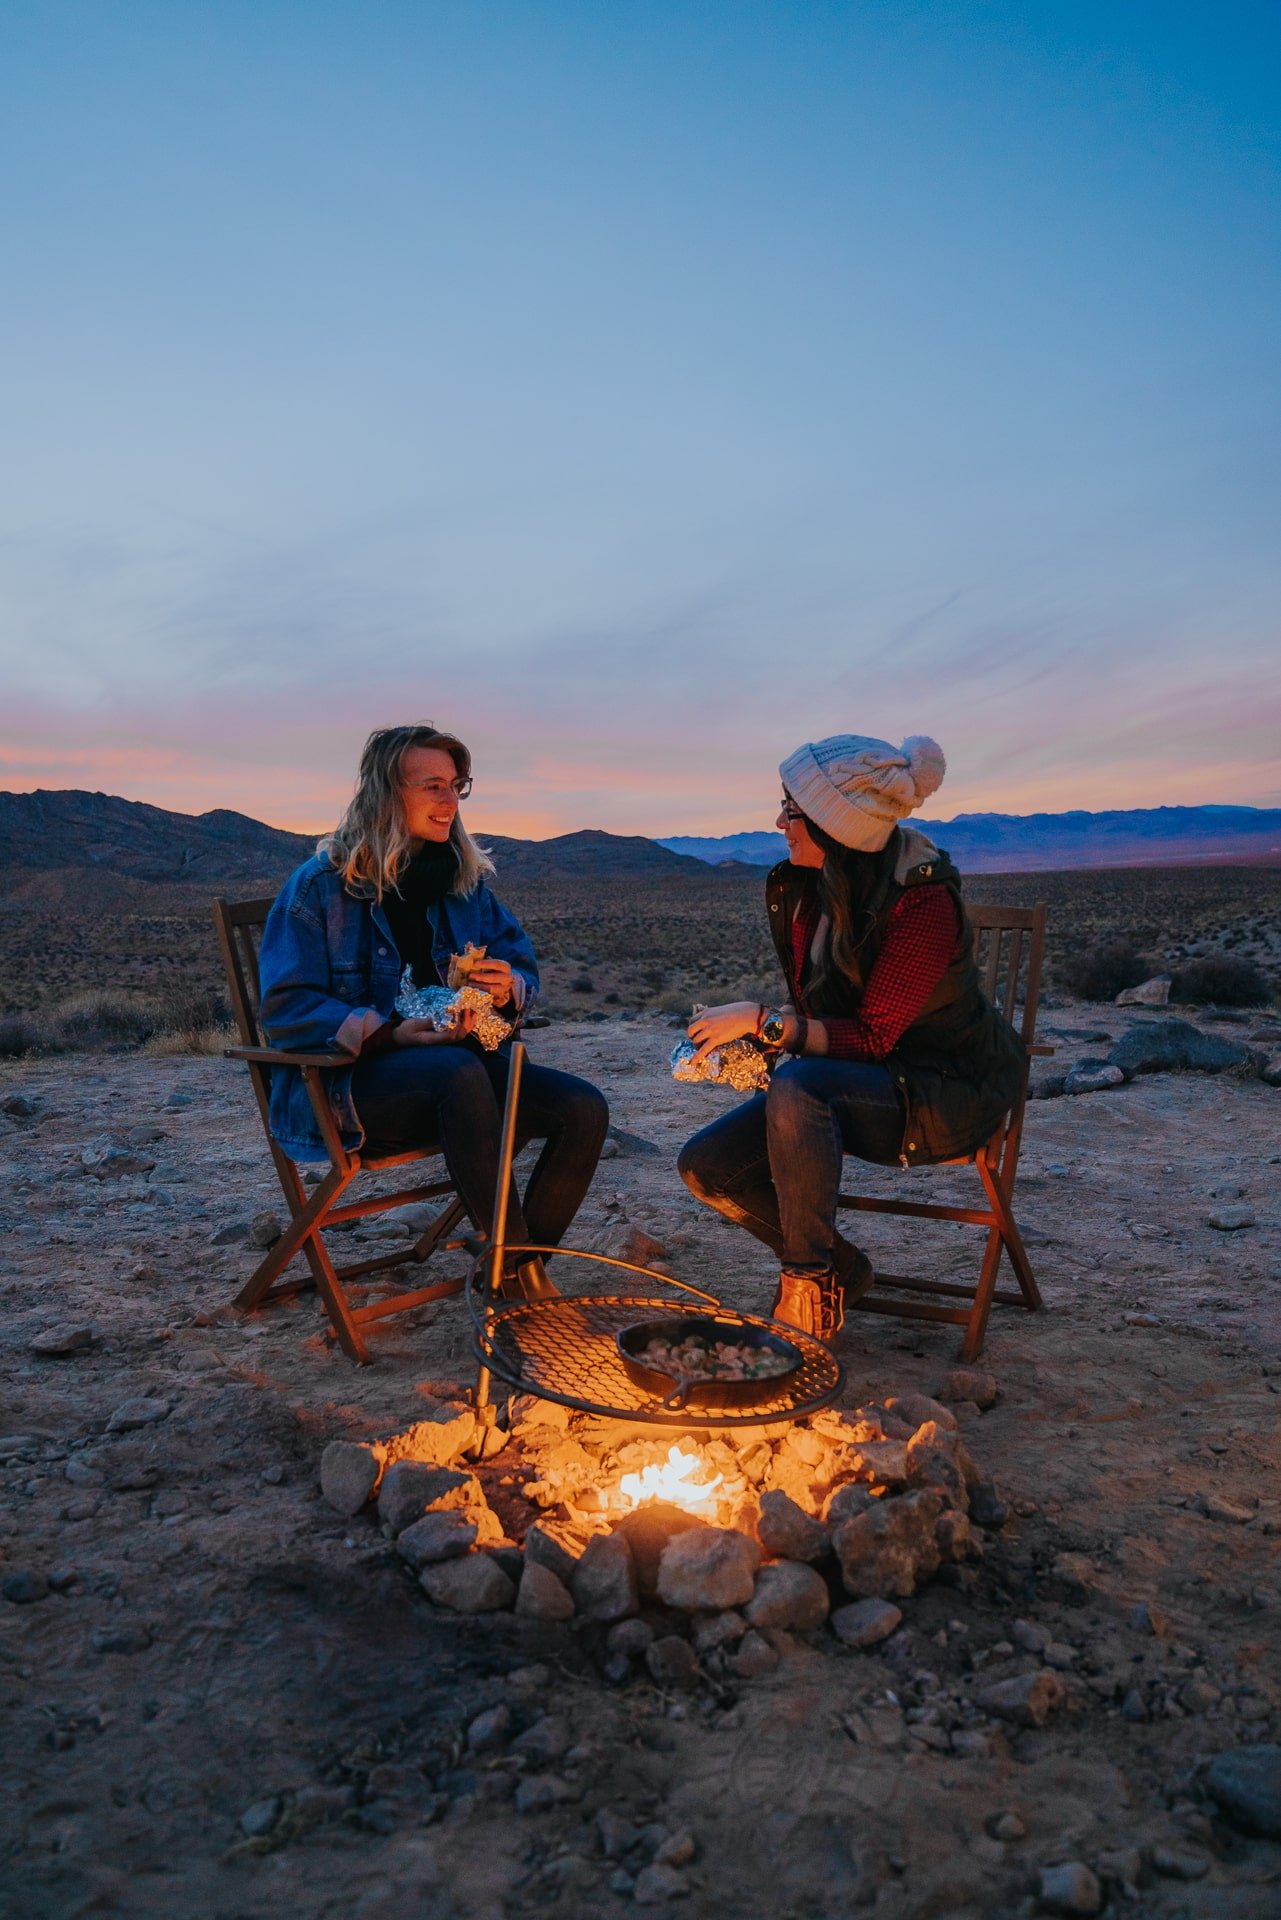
[1,1009,1279,1920]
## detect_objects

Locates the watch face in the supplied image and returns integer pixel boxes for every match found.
[761,1011,786,1044]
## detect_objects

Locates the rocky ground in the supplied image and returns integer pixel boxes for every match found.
[2,1005,1280,1920]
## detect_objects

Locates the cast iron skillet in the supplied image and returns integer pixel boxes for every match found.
[616,1316,803,1410]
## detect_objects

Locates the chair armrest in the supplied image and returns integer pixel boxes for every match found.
[1029,1043,1056,1057]
[225,1045,351,1068]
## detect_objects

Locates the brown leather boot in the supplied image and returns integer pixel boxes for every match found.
[771,1267,844,1343]
[498,1254,560,1302]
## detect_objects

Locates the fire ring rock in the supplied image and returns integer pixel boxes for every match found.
[396,1510,478,1568]
[516,1561,575,1621]
[757,1489,829,1564]
[320,1440,383,1516]
[833,1490,942,1599]
[745,1560,830,1632]
[570,1531,638,1621]
[657,1526,761,1612]
[419,1554,515,1613]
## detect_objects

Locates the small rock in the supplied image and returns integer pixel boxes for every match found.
[1203,1744,1281,1838]
[46,1568,78,1592]
[1150,1845,1210,1880]
[830,1598,902,1647]
[597,1808,642,1857]
[606,1617,655,1661]
[523,1517,591,1585]
[105,1398,170,1433]
[82,1140,156,1178]
[755,1489,829,1564]
[209,1220,250,1245]
[28,1326,95,1357]
[514,1773,574,1814]
[397,1511,477,1568]
[977,1671,1066,1728]
[613,1502,706,1597]
[633,1861,690,1904]
[319,1440,382,1515]
[645,1636,701,1689]
[1109,1017,1257,1079]
[1011,1618,1047,1653]
[240,1797,281,1838]
[610,1225,669,1269]
[1037,1861,1101,1914]
[1199,1491,1254,1523]
[91,1624,153,1654]
[395,1399,476,1468]
[419,1554,515,1613]
[733,1629,780,1678]
[1120,1687,1148,1722]
[1262,1056,1281,1087]
[1064,1062,1126,1095]
[1043,1643,1076,1670]
[939,1368,998,1410]
[570,1532,638,1621]
[1179,1677,1221,1714]
[657,1527,760,1612]
[824,1482,876,1527]
[3,1570,50,1605]
[163,1091,192,1109]
[969,1482,1009,1528]
[1206,1205,1256,1232]
[248,1210,283,1249]
[887,1393,958,1433]
[745,1561,829,1632]
[516,1560,575,1621]
[1094,1848,1142,1889]
[467,1704,513,1753]
[691,1610,747,1653]
[989,1811,1026,1841]
[655,1830,696,1867]
[0,1093,37,1116]
[848,1440,910,1486]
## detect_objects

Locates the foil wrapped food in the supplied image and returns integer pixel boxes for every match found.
[396,962,514,1052]
[670,1036,770,1092]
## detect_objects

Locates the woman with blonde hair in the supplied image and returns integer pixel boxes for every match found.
[258,723,608,1297]
[677,732,1025,1342]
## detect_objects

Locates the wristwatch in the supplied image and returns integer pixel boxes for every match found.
[758,1007,787,1048]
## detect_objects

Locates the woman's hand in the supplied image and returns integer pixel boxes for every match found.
[466,956,515,1008]
[392,1007,477,1047]
[687,1001,761,1068]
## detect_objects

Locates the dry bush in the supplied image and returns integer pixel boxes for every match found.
[1172,955,1272,1007]
[48,989,160,1050]
[1059,941,1161,1001]
[0,1011,49,1056]
[144,1022,237,1058]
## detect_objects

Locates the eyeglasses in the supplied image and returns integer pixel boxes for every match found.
[779,795,804,822]
[404,776,473,801]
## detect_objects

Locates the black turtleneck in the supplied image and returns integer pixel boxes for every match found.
[381,844,458,988]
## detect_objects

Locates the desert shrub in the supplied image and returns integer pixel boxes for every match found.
[145,1021,237,1058]
[570,974,596,994]
[1171,955,1272,1007]
[49,990,161,1050]
[1060,942,1161,1001]
[0,1011,51,1056]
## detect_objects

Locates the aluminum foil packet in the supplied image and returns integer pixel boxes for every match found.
[396,968,514,1052]
[670,1035,770,1093]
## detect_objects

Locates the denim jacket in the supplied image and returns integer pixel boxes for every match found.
[258,851,539,1158]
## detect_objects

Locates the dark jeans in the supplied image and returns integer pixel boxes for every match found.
[677,1056,904,1269]
[351,1044,609,1251]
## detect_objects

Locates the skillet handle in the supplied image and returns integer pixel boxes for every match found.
[659,1375,692,1411]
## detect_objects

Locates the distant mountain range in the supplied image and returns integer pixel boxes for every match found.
[0,790,707,906]
[1,791,1278,910]
[660,806,1281,872]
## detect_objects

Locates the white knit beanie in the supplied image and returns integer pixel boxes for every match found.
[779,733,946,852]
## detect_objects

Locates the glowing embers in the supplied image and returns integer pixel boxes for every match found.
[615,1443,725,1516]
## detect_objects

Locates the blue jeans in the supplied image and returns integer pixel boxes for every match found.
[677,1057,904,1269]
[351,1044,608,1251]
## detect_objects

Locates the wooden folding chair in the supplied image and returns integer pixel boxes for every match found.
[837,902,1052,1362]
[213,897,469,1363]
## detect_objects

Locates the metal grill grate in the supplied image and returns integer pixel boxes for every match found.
[469,1271,845,1428]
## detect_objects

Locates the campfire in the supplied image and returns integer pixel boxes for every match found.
[318,1365,1007,1681]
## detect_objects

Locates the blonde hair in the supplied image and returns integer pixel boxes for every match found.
[321,724,495,901]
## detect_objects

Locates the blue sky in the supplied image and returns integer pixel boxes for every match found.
[1,1,1277,835]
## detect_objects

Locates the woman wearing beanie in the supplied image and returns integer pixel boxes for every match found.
[677,733,1026,1343]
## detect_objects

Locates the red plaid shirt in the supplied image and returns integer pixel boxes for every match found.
[789,884,959,1061]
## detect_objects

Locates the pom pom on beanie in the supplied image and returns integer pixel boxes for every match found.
[778,733,946,852]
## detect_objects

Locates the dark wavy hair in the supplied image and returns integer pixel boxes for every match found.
[795,814,891,1013]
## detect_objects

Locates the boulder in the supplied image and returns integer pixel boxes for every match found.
[824,1482,876,1527]
[833,1491,941,1599]
[319,1440,383,1515]
[1206,1205,1256,1232]
[885,1393,957,1433]
[1116,976,1171,1007]
[657,1527,760,1612]
[516,1561,575,1621]
[570,1532,638,1621]
[1203,1745,1281,1839]
[419,1554,515,1613]
[396,1511,477,1568]
[757,1489,829,1563]
[524,1517,593,1585]
[745,1560,829,1632]
[847,1440,910,1487]
[1064,1061,1126,1094]
[393,1400,476,1468]
[830,1597,902,1647]
[1108,1018,1259,1079]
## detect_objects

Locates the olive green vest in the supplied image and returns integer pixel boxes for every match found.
[765,829,1027,1163]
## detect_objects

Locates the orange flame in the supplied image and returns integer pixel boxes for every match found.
[616,1444,724,1513]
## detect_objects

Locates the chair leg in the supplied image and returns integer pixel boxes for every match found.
[412,1195,469,1262]
[960,1223,1005,1362]
[233,1165,351,1309]
[975,1154,1042,1309]
[299,1228,371,1364]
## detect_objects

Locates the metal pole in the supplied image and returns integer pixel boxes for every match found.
[475,1039,525,1410]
